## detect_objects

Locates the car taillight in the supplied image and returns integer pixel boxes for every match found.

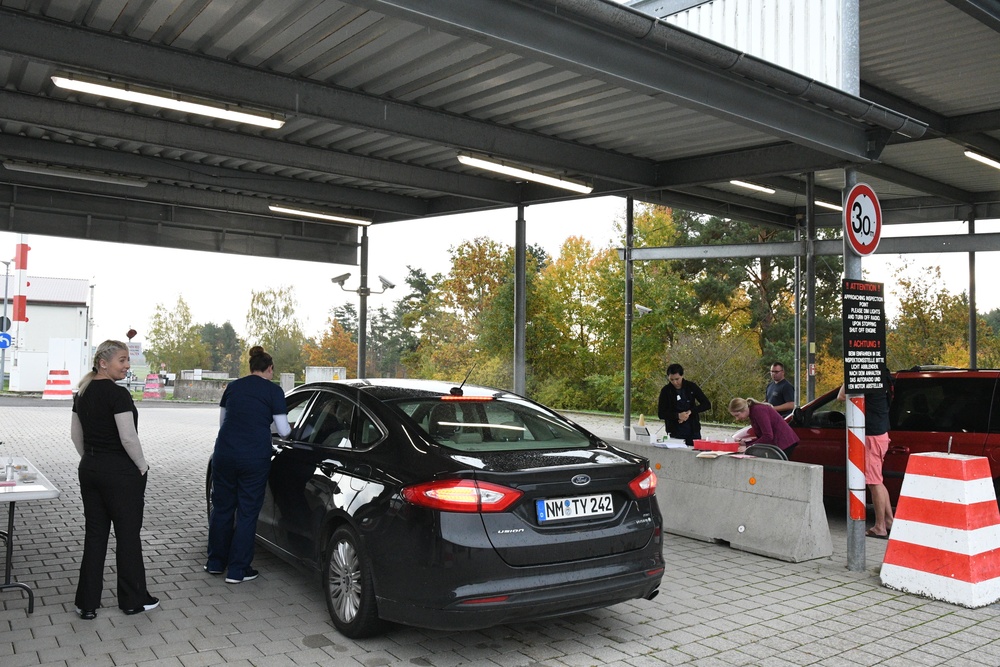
[628,469,657,498]
[402,480,522,513]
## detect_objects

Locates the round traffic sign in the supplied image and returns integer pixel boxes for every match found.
[0,315,9,333]
[0,332,11,349]
[844,183,882,256]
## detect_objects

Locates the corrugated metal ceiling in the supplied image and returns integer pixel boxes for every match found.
[0,0,996,264]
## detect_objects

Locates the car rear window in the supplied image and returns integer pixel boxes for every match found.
[390,397,593,451]
[891,377,995,433]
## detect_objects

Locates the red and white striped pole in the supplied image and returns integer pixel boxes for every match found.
[11,241,29,326]
[846,393,867,570]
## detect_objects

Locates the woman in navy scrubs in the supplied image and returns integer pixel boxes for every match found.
[206,346,291,584]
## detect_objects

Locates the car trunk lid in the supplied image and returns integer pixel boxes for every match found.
[466,448,658,567]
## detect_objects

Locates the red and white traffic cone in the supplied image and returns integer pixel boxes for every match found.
[42,368,73,399]
[880,452,1000,607]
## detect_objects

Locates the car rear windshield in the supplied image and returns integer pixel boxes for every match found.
[391,397,594,451]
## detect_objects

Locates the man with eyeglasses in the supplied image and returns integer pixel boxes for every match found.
[766,362,795,417]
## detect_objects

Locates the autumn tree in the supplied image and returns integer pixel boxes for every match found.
[303,316,357,376]
[886,263,1000,369]
[145,295,209,374]
[245,286,306,380]
[200,322,243,377]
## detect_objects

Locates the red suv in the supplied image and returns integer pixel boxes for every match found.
[788,367,1000,503]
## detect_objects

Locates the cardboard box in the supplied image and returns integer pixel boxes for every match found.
[693,439,740,452]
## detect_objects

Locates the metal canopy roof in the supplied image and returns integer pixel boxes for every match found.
[0,0,996,265]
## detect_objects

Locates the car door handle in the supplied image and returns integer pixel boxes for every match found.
[320,459,371,477]
[887,445,909,455]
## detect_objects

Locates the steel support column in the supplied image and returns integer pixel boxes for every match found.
[514,206,527,395]
[623,197,635,441]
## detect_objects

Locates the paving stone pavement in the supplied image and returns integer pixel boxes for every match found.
[1,398,1000,666]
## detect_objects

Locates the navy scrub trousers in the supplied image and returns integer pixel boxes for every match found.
[206,454,270,580]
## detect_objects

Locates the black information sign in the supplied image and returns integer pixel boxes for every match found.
[842,279,887,392]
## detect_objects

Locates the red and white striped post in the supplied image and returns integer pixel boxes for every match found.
[846,393,867,570]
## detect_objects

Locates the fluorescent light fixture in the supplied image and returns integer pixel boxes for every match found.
[268,205,371,226]
[965,150,1000,171]
[3,160,148,188]
[815,200,843,212]
[51,75,285,129]
[457,154,593,194]
[729,180,776,194]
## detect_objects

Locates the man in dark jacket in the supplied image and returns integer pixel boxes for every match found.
[657,363,712,447]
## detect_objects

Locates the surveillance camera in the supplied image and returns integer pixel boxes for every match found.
[635,304,652,316]
[331,272,351,286]
[378,275,396,290]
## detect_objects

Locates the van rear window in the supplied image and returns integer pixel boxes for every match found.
[891,377,995,433]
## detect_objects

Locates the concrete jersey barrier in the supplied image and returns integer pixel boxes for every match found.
[615,440,832,563]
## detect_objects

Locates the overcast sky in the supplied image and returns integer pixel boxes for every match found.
[2,199,996,351]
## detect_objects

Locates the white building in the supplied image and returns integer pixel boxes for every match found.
[4,276,92,392]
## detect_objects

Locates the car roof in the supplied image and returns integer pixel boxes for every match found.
[293,378,513,401]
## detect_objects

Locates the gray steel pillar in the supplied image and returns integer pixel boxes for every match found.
[806,173,817,403]
[844,166,866,572]
[514,206,527,395]
[357,226,369,379]
[623,197,634,440]
[969,215,977,370]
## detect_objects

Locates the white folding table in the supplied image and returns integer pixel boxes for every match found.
[0,456,61,613]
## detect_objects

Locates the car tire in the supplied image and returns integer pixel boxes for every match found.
[324,526,384,638]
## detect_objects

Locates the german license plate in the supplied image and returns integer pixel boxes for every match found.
[536,493,613,523]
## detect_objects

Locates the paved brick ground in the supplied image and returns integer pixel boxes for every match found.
[2,399,1000,666]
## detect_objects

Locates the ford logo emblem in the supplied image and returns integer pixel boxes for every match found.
[571,474,591,486]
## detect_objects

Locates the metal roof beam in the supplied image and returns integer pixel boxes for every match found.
[621,232,1000,262]
[656,143,848,187]
[859,163,975,203]
[351,0,884,163]
[0,184,359,265]
[861,83,1000,157]
[0,91,525,204]
[0,9,657,188]
[755,175,844,205]
[673,185,796,216]
[942,0,1000,33]
[636,189,796,228]
[0,134,432,219]
[949,109,1000,134]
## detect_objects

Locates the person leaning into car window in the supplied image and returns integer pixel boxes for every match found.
[657,363,712,447]
[837,368,894,539]
[206,346,292,584]
[71,340,159,620]
[728,397,799,455]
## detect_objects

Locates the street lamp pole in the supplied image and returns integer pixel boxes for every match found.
[0,260,11,391]
[331,230,396,379]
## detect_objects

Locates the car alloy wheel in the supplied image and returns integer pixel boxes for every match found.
[324,526,383,637]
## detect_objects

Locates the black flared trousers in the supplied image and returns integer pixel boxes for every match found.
[75,466,149,611]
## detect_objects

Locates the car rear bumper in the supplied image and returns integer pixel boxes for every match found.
[375,565,663,631]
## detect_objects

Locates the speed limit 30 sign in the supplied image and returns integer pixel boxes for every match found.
[844,183,882,256]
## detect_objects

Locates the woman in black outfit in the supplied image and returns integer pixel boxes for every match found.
[71,340,158,620]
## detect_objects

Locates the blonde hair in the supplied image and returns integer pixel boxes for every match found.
[78,340,129,395]
[728,397,760,413]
